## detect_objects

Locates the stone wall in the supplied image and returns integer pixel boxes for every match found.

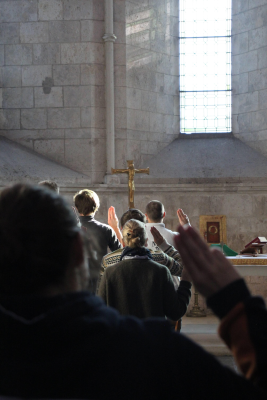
[0,0,106,182]
[232,0,267,157]
[2,0,267,179]
[0,0,179,178]
[113,0,127,170]
[121,0,179,168]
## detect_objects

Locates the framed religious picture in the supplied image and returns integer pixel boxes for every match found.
[199,215,227,245]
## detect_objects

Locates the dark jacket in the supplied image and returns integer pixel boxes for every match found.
[98,257,192,320]
[0,282,266,399]
[79,215,121,279]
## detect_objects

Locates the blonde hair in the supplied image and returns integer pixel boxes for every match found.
[122,219,147,248]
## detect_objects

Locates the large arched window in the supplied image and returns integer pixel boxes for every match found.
[179,0,231,134]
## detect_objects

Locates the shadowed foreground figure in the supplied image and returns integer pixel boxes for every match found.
[0,184,266,399]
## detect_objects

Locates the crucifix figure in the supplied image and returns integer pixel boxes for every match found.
[112,160,149,208]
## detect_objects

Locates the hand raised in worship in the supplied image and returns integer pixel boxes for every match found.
[177,209,190,226]
[174,226,241,299]
[108,206,119,230]
[150,226,165,246]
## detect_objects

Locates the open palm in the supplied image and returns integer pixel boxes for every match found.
[177,209,190,226]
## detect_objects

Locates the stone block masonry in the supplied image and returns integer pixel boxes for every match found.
[233,0,267,159]
[0,0,106,180]
[0,0,181,177]
[123,0,180,168]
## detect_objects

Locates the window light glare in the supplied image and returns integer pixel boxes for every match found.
[179,0,232,134]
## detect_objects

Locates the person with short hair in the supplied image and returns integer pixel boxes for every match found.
[73,189,121,293]
[98,219,192,320]
[145,200,165,223]
[38,180,59,193]
[0,184,266,399]
[74,189,100,216]
[145,200,190,251]
[120,207,146,227]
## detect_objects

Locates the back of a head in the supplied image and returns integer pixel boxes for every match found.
[73,189,100,216]
[145,200,164,223]
[38,180,59,194]
[120,208,146,228]
[0,184,79,295]
[122,219,147,248]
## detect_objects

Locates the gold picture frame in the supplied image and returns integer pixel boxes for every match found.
[199,215,227,245]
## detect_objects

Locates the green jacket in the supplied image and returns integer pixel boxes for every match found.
[98,258,191,320]
[97,242,183,293]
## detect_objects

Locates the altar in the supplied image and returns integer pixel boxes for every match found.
[190,256,267,315]
[227,257,267,276]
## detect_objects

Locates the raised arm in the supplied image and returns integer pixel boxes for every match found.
[108,206,123,246]
[174,226,239,297]
[150,226,183,276]
[174,225,267,389]
[162,267,192,321]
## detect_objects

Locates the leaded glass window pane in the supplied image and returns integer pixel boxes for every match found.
[180,0,231,37]
[180,91,231,133]
[180,0,232,134]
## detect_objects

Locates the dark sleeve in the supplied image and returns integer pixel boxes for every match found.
[106,226,122,252]
[162,269,192,320]
[165,324,267,399]
[207,279,267,391]
[112,317,266,399]
[98,270,107,303]
[96,256,106,295]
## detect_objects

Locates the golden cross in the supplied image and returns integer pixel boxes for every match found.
[112,160,149,208]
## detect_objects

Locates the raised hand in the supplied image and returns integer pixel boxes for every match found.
[174,226,240,298]
[150,226,165,246]
[177,209,190,226]
[108,206,123,246]
[108,206,119,230]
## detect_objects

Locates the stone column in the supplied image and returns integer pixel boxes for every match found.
[103,0,117,182]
